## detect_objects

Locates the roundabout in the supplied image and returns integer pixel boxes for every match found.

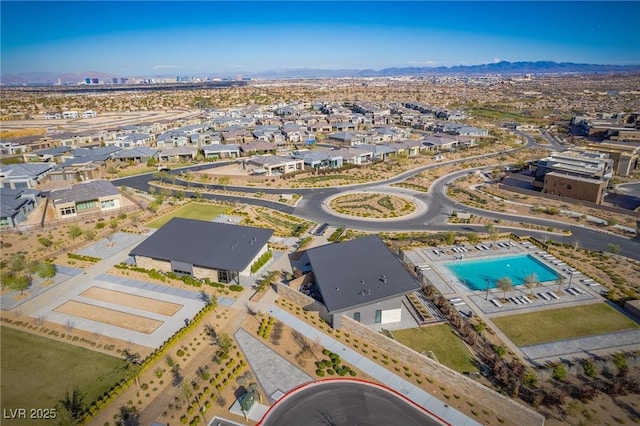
[323,189,426,222]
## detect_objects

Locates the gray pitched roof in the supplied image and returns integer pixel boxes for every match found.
[307,235,420,313]
[129,218,273,272]
[114,147,158,159]
[50,180,120,204]
[0,163,54,178]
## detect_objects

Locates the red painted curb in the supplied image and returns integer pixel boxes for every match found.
[256,378,451,426]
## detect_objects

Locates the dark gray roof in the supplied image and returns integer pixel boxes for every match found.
[34,146,73,156]
[50,180,120,204]
[114,147,158,159]
[307,235,420,313]
[129,218,273,272]
[1,188,39,218]
[0,163,54,178]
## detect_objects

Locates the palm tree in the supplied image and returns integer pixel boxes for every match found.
[555,277,565,295]
[524,273,539,297]
[497,277,513,302]
[68,225,82,241]
[58,387,86,425]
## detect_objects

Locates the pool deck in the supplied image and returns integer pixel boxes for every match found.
[410,241,599,316]
[403,240,632,364]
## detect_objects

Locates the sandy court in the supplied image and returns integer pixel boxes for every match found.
[54,300,164,334]
[79,287,183,316]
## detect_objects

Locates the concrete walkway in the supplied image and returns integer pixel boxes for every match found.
[521,328,640,364]
[234,328,312,402]
[266,305,481,426]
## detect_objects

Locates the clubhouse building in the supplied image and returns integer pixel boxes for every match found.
[129,218,273,284]
[305,235,421,328]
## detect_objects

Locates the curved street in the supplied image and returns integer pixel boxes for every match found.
[113,140,640,260]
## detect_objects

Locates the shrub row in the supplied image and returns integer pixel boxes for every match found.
[258,316,276,339]
[67,252,101,262]
[251,250,273,274]
[315,349,356,377]
[82,302,215,424]
[116,263,234,289]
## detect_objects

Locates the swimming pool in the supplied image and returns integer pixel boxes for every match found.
[445,254,560,291]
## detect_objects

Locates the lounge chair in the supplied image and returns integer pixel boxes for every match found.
[491,299,502,307]
[547,292,559,300]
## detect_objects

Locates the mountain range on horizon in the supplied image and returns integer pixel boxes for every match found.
[3,61,640,85]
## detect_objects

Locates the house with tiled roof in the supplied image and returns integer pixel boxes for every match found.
[49,180,122,219]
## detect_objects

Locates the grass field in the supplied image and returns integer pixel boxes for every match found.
[491,303,640,347]
[146,203,230,228]
[0,327,127,425]
[393,324,479,373]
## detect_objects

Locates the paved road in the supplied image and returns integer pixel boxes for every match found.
[113,142,640,260]
[259,381,446,426]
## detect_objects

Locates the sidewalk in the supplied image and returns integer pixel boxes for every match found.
[266,305,482,426]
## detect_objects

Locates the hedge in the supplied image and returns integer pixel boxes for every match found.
[250,250,273,274]
[67,253,101,262]
[82,301,216,423]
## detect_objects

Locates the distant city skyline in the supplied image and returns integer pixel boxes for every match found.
[1,1,639,77]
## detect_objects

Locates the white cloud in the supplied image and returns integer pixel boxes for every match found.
[493,57,502,63]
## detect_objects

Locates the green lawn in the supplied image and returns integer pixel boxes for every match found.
[492,303,639,347]
[146,203,231,228]
[0,327,128,425]
[393,324,479,373]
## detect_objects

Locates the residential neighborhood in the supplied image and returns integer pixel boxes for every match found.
[1,68,639,426]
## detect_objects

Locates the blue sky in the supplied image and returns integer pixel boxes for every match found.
[1,1,638,76]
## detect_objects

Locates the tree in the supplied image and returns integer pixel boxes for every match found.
[208,294,219,311]
[496,277,513,301]
[38,237,53,250]
[58,386,86,425]
[613,352,628,377]
[555,276,565,294]
[523,273,539,297]
[109,219,120,232]
[466,232,480,245]
[30,261,56,280]
[129,212,140,228]
[607,243,621,255]
[216,332,232,357]
[180,379,193,406]
[184,170,194,189]
[8,253,28,272]
[115,405,139,426]
[486,223,498,243]
[552,363,567,381]
[5,274,30,295]
[153,170,169,184]
[582,359,597,378]
[68,225,82,241]
[443,230,455,246]
[84,229,96,241]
